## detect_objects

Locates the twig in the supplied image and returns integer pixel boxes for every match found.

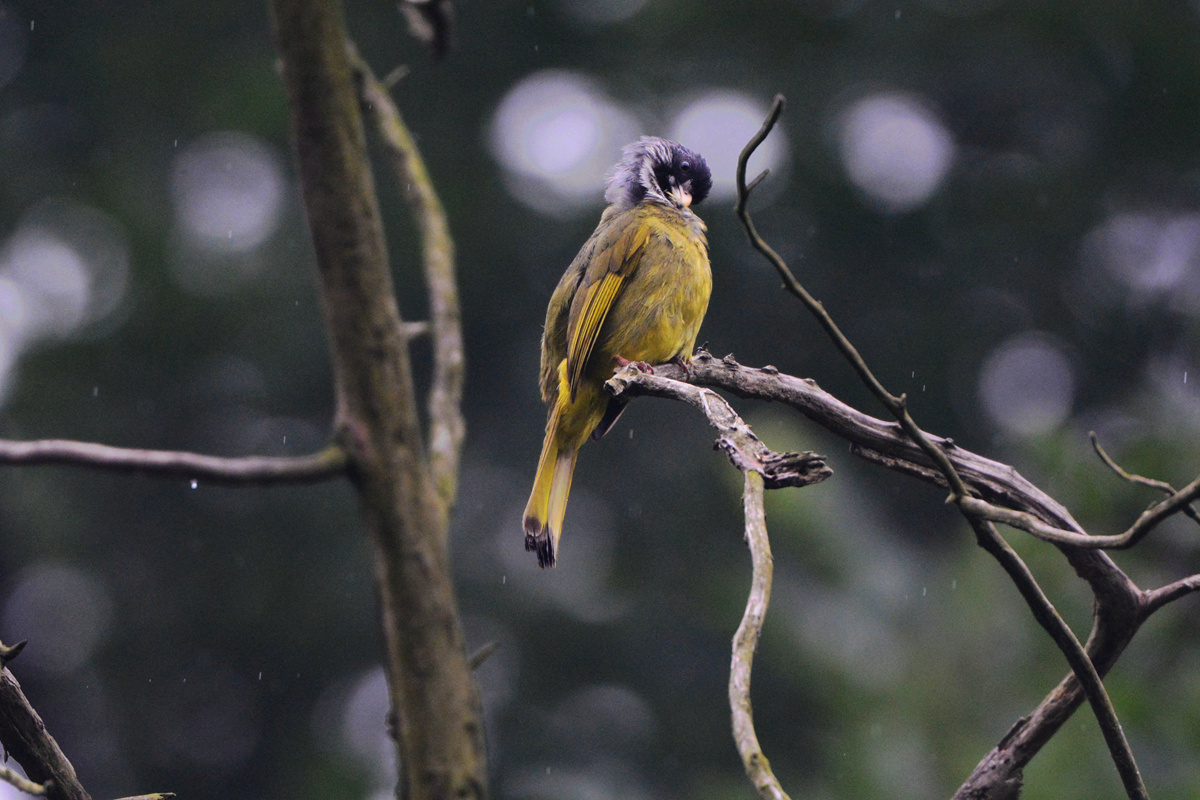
[959,483,1200,550]
[1091,431,1200,526]
[402,320,430,339]
[382,64,410,89]
[467,641,499,670]
[1143,574,1200,614]
[399,0,454,59]
[679,355,1080,527]
[735,96,1148,800]
[673,354,1145,607]
[351,46,466,510]
[730,471,790,800]
[0,640,26,669]
[0,766,47,797]
[0,440,347,485]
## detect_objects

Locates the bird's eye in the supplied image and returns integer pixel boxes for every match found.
[680,161,691,173]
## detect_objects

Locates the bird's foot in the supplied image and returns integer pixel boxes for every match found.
[668,355,693,381]
[614,355,654,374]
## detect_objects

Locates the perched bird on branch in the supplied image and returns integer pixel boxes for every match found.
[524,137,713,567]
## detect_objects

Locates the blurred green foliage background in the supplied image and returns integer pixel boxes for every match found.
[0,0,1199,798]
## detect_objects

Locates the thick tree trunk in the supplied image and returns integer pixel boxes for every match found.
[265,2,487,798]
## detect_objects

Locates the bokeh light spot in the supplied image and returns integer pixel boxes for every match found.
[837,93,955,212]
[0,200,130,404]
[978,333,1075,437]
[489,71,640,216]
[6,235,89,339]
[1084,211,1200,294]
[669,91,788,200]
[170,131,284,253]
[0,199,130,344]
[2,562,113,676]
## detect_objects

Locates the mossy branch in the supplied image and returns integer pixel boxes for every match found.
[350,46,466,509]
[266,1,485,797]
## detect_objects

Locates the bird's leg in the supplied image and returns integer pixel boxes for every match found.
[614,355,655,373]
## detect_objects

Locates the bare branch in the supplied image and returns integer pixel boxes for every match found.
[1091,431,1200,530]
[675,355,1144,610]
[736,97,970,504]
[1092,432,1178,494]
[0,440,347,485]
[1144,574,1200,614]
[607,366,827,800]
[682,357,1078,522]
[963,515,1146,799]
[352,47,466,509]
[654,355,1147,798]
[0,665,90,800]
[605,367,831,490]
[956,498,1130,548]
[959,475,1200,551]
[730,471,791,800]
[953,566,1154,800]
[735,98,1148,800]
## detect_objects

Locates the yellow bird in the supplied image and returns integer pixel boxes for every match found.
[523,137,713,567]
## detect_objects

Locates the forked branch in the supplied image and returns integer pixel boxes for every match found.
[607,366,829,800]
[735,95,1149,800]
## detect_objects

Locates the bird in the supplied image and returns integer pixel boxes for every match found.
[523,137,713,568]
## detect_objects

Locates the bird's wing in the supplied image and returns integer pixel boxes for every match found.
[540,207,619,401]
[564,214,651,399]
[541,253,588,401]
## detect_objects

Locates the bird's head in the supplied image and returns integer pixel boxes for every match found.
[604,137,712,212]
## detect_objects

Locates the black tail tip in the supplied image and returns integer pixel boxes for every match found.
[523,530,557,569]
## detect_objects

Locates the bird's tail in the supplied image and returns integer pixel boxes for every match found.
[523,404,577,568]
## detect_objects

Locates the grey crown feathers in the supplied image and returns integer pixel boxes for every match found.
[604,137,713,210]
